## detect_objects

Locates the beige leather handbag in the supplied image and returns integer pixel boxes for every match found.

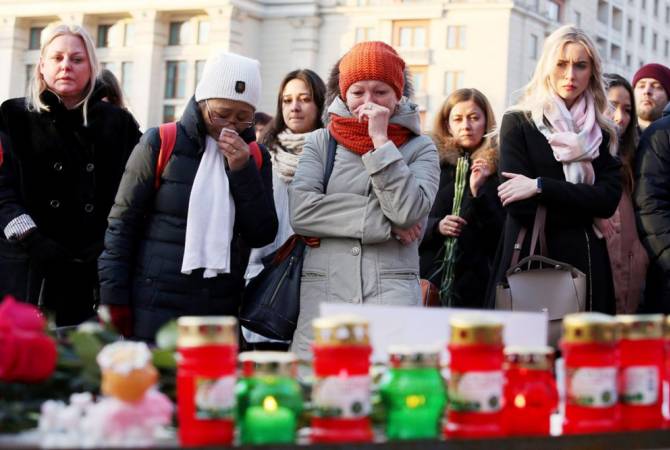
[495,206,586,346]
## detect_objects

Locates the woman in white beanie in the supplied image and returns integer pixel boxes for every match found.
[98,51,278,341]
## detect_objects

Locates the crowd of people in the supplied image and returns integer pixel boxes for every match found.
[2,22,670,353]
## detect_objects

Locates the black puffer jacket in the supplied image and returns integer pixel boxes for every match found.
[634,114,670,312]
[0,91,141,322]
[98,97,278,340]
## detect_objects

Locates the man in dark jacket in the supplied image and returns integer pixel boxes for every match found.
[632,63,670,132]
[98,52,278,340]
[634,113,670,312]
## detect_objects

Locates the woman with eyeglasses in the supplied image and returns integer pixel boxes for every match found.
[98,52,278,341]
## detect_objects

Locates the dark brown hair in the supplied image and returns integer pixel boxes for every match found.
[98,68,125,109]
[262,69,326,149]
[604,73,639,192]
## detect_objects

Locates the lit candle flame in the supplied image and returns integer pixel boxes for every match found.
[405,395,425,409]
[514,394,526,408]
[263,395,278,412]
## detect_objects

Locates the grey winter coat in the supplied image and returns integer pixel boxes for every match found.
[288,97,440,359]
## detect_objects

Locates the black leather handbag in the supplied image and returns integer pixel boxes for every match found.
[239,136,338,341]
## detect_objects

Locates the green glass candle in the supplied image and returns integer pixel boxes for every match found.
[236,351,303,445]
[380,346,446,440]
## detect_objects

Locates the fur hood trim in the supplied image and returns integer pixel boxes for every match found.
[434,135,498,173]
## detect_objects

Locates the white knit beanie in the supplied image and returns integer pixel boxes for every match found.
[194,51,261,109]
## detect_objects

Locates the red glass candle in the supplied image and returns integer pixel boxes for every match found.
[665,316,670,428]
[617,314,664,431]
[445,315,505,438]
[176,316,238,447]
[311,315,373,443]
[503,346,558,436]
[561,313,619,434]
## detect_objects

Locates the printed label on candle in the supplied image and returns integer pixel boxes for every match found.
[448,371,503,413]
[567,367,617,408]
[312,375,371,418]
[621,365,659,405]
[194,375,236,419]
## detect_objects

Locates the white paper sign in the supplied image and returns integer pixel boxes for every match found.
[319,303,548,363]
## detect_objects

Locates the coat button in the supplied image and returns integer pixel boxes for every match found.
[84,203,94,213]
[53,162,63,172]
[145,278,152,284]
[351,246,361,256]
[86,163,95,172]
[49,199,60,208]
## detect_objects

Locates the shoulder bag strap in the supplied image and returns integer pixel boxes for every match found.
[155,122,178,189]
[529,205,548,257]
[324,135,338,194]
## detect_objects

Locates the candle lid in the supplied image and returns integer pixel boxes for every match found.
[239,351,298,377]
[562,313,617,344]
[665,315,670,339]
[449,314,503,346]
[504,346,554,371]
[388,345,440,368]
[177,316,237,348]
[616,314,664,340]
[313,314,369,346]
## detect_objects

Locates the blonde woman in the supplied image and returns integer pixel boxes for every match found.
[491,25,621,313]
[0,24,141,325]
[419,88,504,307]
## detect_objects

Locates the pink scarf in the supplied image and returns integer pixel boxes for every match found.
[533,92,602,185]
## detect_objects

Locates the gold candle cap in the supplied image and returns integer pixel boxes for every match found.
[176,316,238,348]
[664,315,670,339]
[449,314,503,346]
[562,312,617,344]
[616,314,664,340]
[313,314,370,346]
[239,351,298,377]
[504,346,554,371]
[388,345,440,368]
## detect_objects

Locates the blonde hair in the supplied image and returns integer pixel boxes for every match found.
[27,23,99,125]
[511,25,617,154]
[433,88,497,152]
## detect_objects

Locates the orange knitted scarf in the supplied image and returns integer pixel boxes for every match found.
[328,115,413,155]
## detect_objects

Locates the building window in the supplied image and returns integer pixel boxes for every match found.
[409,66,428,92]
[626,53,632,67]
[355,27,374,43]
[28,27,43,50]
[97,24,111,48]
[611,44,621,62]
[163,105,176,123]
[612,7,623,31]
[392,20,428,48]
[121,61,133,96]
[640,25,646,45]
[654,0,659,15]
[168,21,190,46]
[198,20,209,45]
[653,32,658,51]
[25,64,34,92]
[642,0,646,9]
[444,71,463,95]
[447,26,466,49]
[165,61,187,99]
[195,59,206,90]
[124,22,135,47]
[597,1,608,25]
[529,34,539,59]
[575,11,581,27]
[356,0,370,5]
[546,0,561,21]
[666,5,670,23]
[640,59,645,68]
[627,18,633,38]
[665,39,669,57]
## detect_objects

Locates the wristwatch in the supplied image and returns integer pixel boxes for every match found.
[536,177,543,194]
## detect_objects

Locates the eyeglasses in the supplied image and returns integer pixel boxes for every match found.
[205,99,255,132]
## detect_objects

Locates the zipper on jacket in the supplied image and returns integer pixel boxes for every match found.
[268,256,294,307]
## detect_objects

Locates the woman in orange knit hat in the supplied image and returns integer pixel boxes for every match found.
[288,41,440,360]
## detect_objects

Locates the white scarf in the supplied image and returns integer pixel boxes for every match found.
[181,136,236,278]
[271,130,309,183]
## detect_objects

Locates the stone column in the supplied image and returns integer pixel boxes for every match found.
[206,6,234,52]
[0,16,27,100]
[129,9,164,129]
[288,16,321,68]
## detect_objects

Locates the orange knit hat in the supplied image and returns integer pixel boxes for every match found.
[338,41,405,100]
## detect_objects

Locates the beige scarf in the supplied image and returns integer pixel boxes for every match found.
[271,130,309,183]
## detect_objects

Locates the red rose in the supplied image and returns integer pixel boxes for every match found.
[0,296,57,382]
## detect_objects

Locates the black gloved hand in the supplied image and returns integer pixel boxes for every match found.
[20,231,73,272]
